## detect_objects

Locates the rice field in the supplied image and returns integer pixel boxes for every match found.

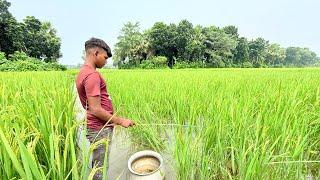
[1,68,320,179]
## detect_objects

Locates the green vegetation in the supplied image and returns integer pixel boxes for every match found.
[0,0,64,71]
[1,69,320,179]
[114,22,320,68]
[0,71,110,179]
[0,52,66,71]
[0,72,77,179]
[106,68,320,179]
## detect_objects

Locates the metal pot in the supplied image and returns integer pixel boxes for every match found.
[128,150,165,180]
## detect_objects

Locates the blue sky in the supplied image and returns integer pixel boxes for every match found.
[9,0,320,65]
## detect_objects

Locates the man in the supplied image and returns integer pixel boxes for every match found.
[76,37,134,179]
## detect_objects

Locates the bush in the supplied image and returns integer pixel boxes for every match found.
[0,51,66,72]
[231,63,241,68]
[0,52,8,65]
[188,61,206,68]
[313,62,320,67]
[260,63,269,68]
[149,56,167,68]
[9,51,29,61]
[173,60,207,69]
[139,60,155,69]
[138,56,168,69]
[47,62,67,71]
[242,62,253,68]
[173,61,189,69]
[217,60,226,68]
[118,61,136,69]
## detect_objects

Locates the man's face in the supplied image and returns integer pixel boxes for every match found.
[94,49,109,68]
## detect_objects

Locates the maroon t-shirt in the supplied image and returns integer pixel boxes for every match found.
[76,64,114,130]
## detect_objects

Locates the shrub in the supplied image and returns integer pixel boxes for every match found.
[242,62,253,68]
[0,52,8,65]
[9,51,29,61]
[139,60,155,69]
[173,61,189,69]
[0,51,66,71]
[188,61,206,68]
[149,56,167,68]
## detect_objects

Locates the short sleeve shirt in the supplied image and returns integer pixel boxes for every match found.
[76,64,114,130]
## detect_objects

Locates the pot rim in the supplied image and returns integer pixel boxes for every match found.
[127,150,164,176]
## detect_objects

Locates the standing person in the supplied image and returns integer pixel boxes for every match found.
[76,37,134,179]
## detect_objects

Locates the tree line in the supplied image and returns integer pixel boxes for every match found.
[0,0,65,71]
[114,21,319,68]
[0,0,61,62]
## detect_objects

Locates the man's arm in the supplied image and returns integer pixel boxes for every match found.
[87,96,134,128]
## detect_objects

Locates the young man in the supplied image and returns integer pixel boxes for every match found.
[76,37,134,179]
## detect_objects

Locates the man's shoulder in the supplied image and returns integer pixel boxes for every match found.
[78,66,97,77]
[76,66,98,83]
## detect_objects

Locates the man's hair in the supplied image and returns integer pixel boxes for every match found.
[85,37,112,57]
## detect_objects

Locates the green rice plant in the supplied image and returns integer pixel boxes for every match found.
[1,68,320,179]
[104,68,320,179]
[0,71,82,179]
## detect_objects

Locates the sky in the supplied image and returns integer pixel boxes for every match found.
[9,0,320,65]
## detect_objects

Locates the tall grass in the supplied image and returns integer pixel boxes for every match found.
[1,68,320,179]
[0,71,81,179]
[105,68,320,179]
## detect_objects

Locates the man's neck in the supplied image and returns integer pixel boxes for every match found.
[84,59,96,70]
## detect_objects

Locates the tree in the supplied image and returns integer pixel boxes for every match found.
[186,25,206,62]
[299,48,317,65]
[1,1,61,61]
[285,47,318,66]
[131,31,152,63]
[249,37,269,67]
[222,25,239,39]
[202,26,237,67]
[223,25,239,65]
[114,22,144,66]
[266,43,285,66]
[175,19,194,60]
[40,22,62,62]
[114,20,319,69]
[234,37,249,65]
[0,0,22,56]
[21,16,45,59]
[20,16,61,61]
[148,22,178,67]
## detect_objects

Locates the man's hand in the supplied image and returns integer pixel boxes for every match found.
[119,118,135,128]
[87,96,134,127]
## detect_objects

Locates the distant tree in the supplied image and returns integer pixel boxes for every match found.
[148,22,178,67]
[186,25,206,62]
[131,32,152,62]
[285,47,300,65]
[114,22,144,66]
[21,16,43,59]
[39,22,62,62]
[223,25,239,65]
[0,1,61,62]
[234,37,249,65]
[0,0,22,56]
[299,48,317,65]
[285,47,318,66]
[266,43,286,66]
[21,16,61,61]
[202,26,237,67]
[222,25,239,39]
[249,37,269,67]
[114,20,319,69]
[175,19,194,60]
